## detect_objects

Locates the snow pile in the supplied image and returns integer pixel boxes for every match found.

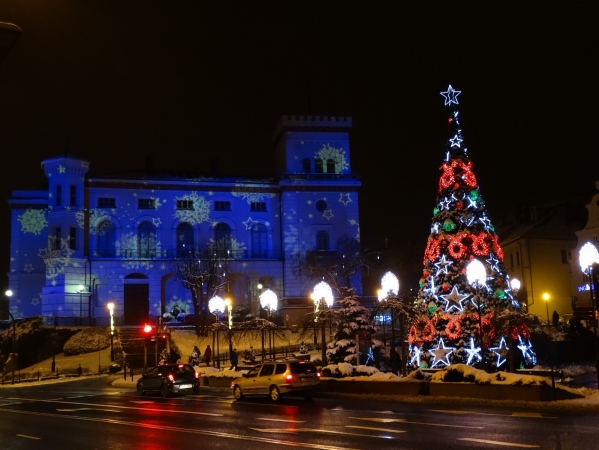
[196,366,246,378]
[534,363,596,377]
[431,364,551,385]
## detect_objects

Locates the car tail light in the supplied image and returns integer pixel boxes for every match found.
[168,374,175,382]
[194,371,199,379]
[285,374,294,383]
[316,371,321,378]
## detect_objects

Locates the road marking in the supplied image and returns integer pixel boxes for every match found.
[430,409,555,419]
[512,412,555,418]
[17,434,41,440]
[129,401,156,404]
[349,417,483,429]
[257,418,305,423]
[250,427,395,439]
[1,408,358,450]
[459,438,539,448]
[57,408,121,413]
[345,426,405,434]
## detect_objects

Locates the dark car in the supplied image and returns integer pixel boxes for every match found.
[137,363,200,397]
[181,313,216,326]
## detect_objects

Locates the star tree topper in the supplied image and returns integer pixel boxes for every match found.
[440,85,461,106]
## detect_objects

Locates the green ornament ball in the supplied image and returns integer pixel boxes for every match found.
[443,219,456,232]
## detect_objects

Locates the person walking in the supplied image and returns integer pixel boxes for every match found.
[229,348,239,371]
[390,345,401,376]
[204,345,212,366]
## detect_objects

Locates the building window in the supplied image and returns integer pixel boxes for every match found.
[214,223,232,255]
[326,159,335,173]
[138,221,157,257]
[316,230,329,251]
[315,158,323,173]
[302,158,311,173]
[55,227,62,249]
[316,200,327,211]
[69,227,76,250]
[250,202,267,212]
[176,200,193,210]
[70,185,77,207]
[214,201,231,211]
[251,223,268,258]
[56,185,62,207]
[138,199,156,209]
[98,197,116,208]
[561,249,568,264]
[97,220,116,257]
[177,222,194,257]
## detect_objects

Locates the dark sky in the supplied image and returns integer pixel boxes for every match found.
[0,2,598,291]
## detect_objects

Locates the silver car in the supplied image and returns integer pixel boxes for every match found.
[231,360,321,401]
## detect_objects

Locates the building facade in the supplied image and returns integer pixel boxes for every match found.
[6,116,362,326]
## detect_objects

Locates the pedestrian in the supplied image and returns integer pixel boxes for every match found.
[190,346,200,366]
[390,346,401,376]
[204,345,212,366]
[229,348,239,371]
[77,364,82,377]
[552,310,560,327]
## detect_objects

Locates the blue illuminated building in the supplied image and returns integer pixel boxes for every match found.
[6,116,362,326]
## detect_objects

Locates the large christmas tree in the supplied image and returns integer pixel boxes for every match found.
[410,85,535,371]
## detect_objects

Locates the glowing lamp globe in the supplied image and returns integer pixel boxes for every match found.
[510,278,521,292]
[380,271,399,297]
[313,281,334,308]
[466,259,486,286]
[579,242,599,272]
[208,295,225,315]
[259,289,278,312]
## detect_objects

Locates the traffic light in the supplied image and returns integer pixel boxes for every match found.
[142,324,155,343]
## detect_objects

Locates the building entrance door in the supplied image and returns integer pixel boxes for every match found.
[124,283,149,325]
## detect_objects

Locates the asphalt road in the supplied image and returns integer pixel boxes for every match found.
[0,376,598,450]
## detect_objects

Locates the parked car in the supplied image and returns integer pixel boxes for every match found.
[137,363,200,397]
[231,359,321,401]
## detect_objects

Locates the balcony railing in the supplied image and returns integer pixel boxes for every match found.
[280,173,360,181]
[91,248,283,260]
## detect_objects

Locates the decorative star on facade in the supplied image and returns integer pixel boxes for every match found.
[152,218,162,227]
[242,217,257,230]
[338,193,352,206]
[23,264,34,273]
[490,337,509,368]
[323,210,334,220]
[465,338,482,365]
[440,286,469,312]
[430,338,455,368]
[57,165,66,173]
[440,85,461,105]
[434,255,453,275]
[160,264,167,270]
[31,297,40,306]
[450,134,463,148]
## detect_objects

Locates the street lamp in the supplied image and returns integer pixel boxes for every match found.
[542,293,550,326]
[311,281,334,365]
[107,302,115,361]
[4,290,17,384]
[579,241,599,390]
[377,271,399,346]
[466,259,487,368]
[260,289,278,360]
[208,295,225,368]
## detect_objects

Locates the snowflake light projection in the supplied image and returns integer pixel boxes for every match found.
[284,224,299,252]
[38,237,75,284]
[208,237,247,256]
[232,184,276,203]
[18,209,48,235]
[118,232,159,270]
[173,192,211,225]
[315,144,349,173]
[76,208,110,234]
[155,296,193,319]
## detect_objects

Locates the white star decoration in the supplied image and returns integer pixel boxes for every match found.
[409,345,422,366]
[440,85,461,106]
[24,264,34,273]
[490,337,509,368]
[430,338,455,368]
[242,217,257,230]
[152,218,162,227]
[465,338,482,365]
[31,297,40,306]
[486,254,500,273]
[479,215,491,230]
[323,210,334,220]
[440,286,470,312]
[517,335,536,365]
[450,134,463,148]
[434,255,453,275]
[338,193,352,206]
[439,197,451,210]
[57,165,66,173]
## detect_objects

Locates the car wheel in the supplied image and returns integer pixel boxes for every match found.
[136,383,145,396]
[161,384,170,397]
[193,384,200,395]
[233,385,244,400]
[269,386,281,402]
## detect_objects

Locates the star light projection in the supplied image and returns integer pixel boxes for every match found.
[409,85,533,370]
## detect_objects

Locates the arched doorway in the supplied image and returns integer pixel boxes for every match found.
[124,273,149,325]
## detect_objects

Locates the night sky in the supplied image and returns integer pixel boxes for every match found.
[0,2,597,292]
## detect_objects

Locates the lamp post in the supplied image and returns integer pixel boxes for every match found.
[467,259,487,369]
[51,312,57,372]
[542,293,550,326]
[4,290,17,384]
[208,295,225,369]
[260,289,278,360]
[508,278,521,372]
[107,302,115,361]
[579,241,599,389]
[224,298,233,354]
[311,281,334,365]
[77,284,85,326]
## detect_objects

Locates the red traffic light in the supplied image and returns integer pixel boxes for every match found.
[143,324,153,334]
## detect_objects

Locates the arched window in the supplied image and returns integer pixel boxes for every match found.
[316,231,329,251]
[326,159,335,173]
[315,158,323,173]
[214,223,232,256]
[251,223,268,258]
[97,220,116,257]
[138,221,157,258]
[302,158,311,173]
[176,222,194,257]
